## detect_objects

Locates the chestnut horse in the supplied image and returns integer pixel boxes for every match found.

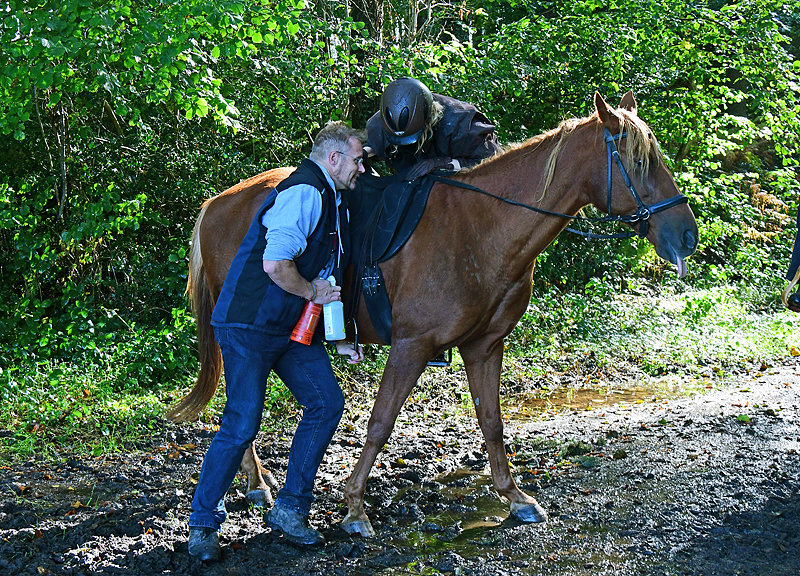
[168,92,698,536]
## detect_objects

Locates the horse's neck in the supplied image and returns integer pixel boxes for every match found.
[462,132,596,269]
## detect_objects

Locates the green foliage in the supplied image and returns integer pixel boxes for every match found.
[0,324,190,456]
[0,0,315,137]
[0,0,799,455]
[506,281,800,381]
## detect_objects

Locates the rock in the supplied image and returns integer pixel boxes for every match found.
[434,551,465,573]
[421,522,442,533]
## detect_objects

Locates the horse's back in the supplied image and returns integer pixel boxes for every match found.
[200,167,295,293]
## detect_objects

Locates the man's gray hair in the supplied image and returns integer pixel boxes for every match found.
[309,121,366,163]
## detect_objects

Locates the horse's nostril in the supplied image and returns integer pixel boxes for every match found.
[682,229,697,251]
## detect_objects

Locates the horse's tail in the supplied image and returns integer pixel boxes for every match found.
[166,204,223,422]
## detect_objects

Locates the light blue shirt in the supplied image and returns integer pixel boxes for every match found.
[262,160,342,277]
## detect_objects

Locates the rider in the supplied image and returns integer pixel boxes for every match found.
[363,77,502,366]
[364,77,502,180]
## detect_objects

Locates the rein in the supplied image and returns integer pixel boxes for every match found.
[429,128,688,240]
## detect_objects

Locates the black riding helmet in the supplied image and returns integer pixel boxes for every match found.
[380,77,433,146]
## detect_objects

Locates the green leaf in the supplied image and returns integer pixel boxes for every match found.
[195,98,209,117]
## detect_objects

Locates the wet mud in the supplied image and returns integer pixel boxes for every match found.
[2,360,800,575]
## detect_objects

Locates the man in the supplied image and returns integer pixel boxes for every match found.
[365,77,502,180]
[187,121,366,562]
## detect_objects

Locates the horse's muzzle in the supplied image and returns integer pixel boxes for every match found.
[655,219,699,279]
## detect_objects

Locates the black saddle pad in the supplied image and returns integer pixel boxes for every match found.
[346,172,436,345]
[348,173,434,264]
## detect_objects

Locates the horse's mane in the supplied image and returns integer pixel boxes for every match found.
[466,106,662,200]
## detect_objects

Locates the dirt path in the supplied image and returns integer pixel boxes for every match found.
[3,360,800,576]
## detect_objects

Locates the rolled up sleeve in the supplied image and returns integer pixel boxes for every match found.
[262,184,322,261]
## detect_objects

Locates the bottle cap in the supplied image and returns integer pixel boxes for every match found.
[327,275,336,287]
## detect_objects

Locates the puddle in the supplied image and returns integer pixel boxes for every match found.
[505,381,685,420]
[383,466,657,574]
[429,469,509,530]
[32,483,119,507]
[385,468,514,556]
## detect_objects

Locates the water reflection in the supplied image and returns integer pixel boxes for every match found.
[506,382,682,420]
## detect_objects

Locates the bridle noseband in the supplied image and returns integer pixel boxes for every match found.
[429,126,689,240]
[602,127,688,238]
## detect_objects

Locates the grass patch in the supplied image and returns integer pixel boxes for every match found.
[0,362,166,459]
[505,281,800,379]
[2,281,798,460]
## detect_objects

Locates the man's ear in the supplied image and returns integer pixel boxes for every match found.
[327,149,338,167]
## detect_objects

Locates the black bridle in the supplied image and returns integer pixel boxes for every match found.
[429,127,688,240]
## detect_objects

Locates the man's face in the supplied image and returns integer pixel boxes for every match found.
[331,138,365,190]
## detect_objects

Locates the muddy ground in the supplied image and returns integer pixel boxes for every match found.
[2,358,800,576]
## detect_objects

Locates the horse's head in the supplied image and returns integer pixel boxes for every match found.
[593,92,698,277]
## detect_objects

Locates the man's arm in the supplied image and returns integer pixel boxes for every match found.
[264,260,362,362]
[262,259,340,305]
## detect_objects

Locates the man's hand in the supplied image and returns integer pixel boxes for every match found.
[310,277,341,305]
[335,341,365,364]
[404,157,453,181]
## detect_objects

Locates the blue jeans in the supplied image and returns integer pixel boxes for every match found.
[188,326,344,530]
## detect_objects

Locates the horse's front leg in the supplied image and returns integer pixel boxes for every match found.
[341,340,429,537]
[460,338,548,523]
[240,442,279,507]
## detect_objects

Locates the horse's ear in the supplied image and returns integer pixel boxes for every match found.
[594,92,614,126]
[619,91,638,115]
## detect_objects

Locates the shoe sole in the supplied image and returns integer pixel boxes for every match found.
[188,543,221,563]
[189,549,221,563]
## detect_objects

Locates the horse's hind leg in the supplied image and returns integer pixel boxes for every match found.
[459,338,548,523]
[342,340,430,537]
[241,442,279,507]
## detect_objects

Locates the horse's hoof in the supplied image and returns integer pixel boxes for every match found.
[511,500,548,523]
[341,517,375,538]
[246,489,274,508]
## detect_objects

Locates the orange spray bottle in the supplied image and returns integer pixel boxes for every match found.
[290,298,321,345]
